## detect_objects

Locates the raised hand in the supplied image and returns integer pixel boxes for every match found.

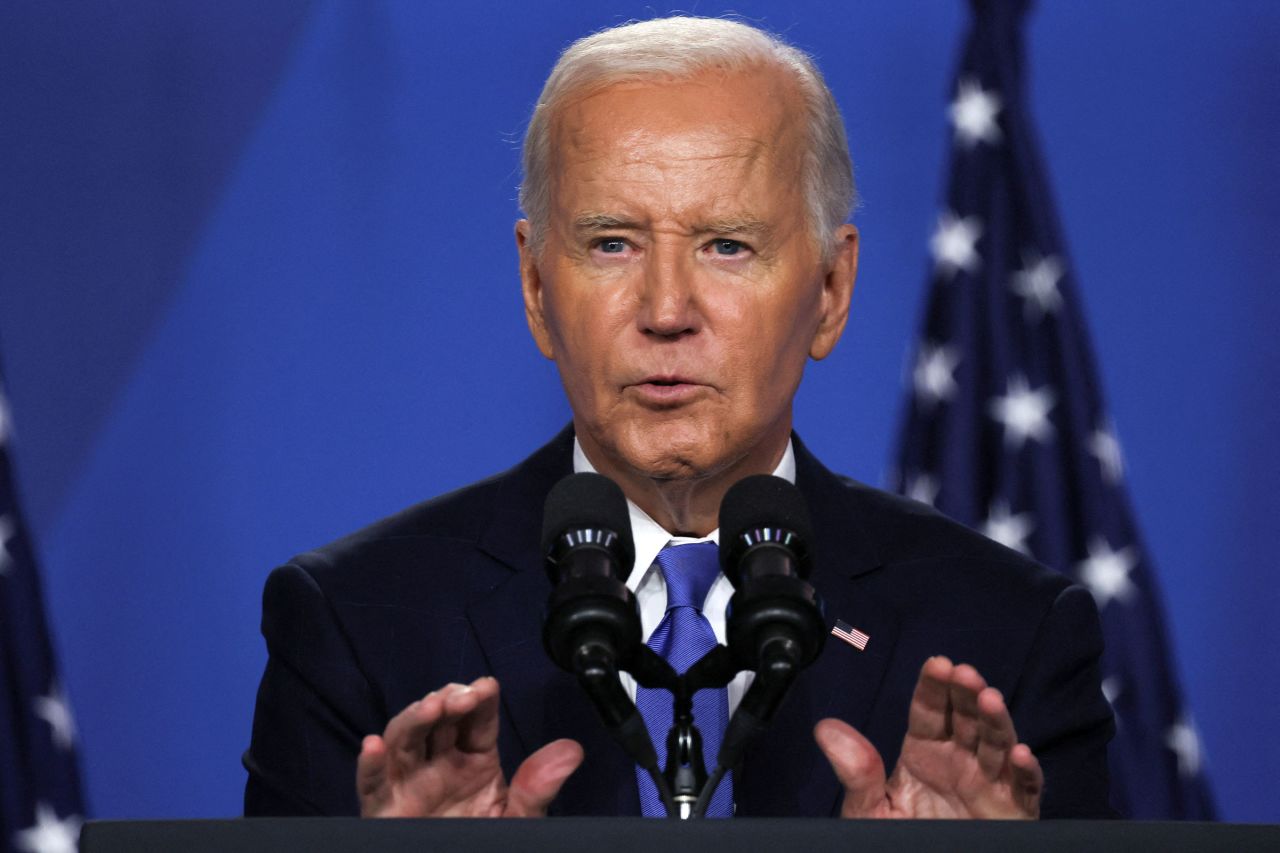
[356,676,584,818]
[815,656,1042,819]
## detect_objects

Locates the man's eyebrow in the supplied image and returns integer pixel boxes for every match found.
[569,213,773,237]
[696,216,772,237]
[571,213,644,231]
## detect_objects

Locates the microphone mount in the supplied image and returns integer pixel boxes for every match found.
[542,472,827,820]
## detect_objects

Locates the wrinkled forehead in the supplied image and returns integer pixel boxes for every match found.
[545,67,809,211]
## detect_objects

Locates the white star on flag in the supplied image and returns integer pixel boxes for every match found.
[1166,713,1204,778]
[930,211,983,279]
[0,514,14,575]
[1011,250,1064,321]
[1089,420,1125,485]
[1076,535,1139,608]
[14,803,81,853]
[988,374,1056,449]
[34,683,77,750]
[913,342,961,407]
[904,472,940,507]
[981,500,1035,555]
[949,78,1003,147]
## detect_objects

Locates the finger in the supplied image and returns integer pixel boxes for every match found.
[455,676,501,753]
[947,664,987,754]
[356,735,392,816]
[382,693,444,774]
[1010,743,1043,818]
[974,687,1017,782]
[906,656,954,741]
[504,739,585,817]
[814,718,887,818]
[427,683,469,759]
[432,678,497,755]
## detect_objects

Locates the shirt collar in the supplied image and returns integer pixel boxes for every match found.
[572,437,797,588]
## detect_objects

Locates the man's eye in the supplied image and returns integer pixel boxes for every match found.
[596,238,628,254]
[711,239,745,256]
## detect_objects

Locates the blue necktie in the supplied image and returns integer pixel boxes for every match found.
[635,542,734,817]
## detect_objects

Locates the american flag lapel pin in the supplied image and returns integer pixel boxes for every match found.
[831,619,870,651]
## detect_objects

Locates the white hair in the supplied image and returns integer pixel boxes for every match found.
[518,16,857,257]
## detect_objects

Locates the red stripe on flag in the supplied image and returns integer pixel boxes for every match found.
[831,621,869,650]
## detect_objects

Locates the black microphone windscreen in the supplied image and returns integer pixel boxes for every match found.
[718,475,814,575]
[541,472,636,569]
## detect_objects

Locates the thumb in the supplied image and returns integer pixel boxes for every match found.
[814,718,887,818]
[503,739,585,817]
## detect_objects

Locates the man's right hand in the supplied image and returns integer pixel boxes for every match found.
[356,676,584,817]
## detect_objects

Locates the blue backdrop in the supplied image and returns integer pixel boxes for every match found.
[1,0,1276,822]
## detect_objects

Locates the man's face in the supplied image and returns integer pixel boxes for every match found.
[518,66,857,486]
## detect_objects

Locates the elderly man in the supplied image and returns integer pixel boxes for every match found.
[243,17,1113,820]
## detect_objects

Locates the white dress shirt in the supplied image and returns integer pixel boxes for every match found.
[572,438,797,715]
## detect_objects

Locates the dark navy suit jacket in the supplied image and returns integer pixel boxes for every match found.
[243,428,1115,817]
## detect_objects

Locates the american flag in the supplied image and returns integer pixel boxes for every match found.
[831,619,870,652]
[892,0,1215,819]
[0,358,85,853]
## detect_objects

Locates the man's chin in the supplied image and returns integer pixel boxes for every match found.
[610,427,727,483]
[578,414,777,486]
[633,458,712,483]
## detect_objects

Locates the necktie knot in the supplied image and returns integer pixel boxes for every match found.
[655,541,720,612]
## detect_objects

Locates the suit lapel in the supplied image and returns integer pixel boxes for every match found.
[464,426,641,815]
[736,436,901,816]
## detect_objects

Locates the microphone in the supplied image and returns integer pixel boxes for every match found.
[719,474,826,676]
[541,472,640,678]
[705,474,826,801]
[540,473,660,775]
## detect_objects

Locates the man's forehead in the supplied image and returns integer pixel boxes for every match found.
[550,67,803,162]
[558,178,787,235]
[546,70,806,222]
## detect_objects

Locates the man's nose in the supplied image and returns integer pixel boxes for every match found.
[637,247,700,337]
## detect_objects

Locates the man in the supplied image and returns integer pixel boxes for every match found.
[244,16,1113,820]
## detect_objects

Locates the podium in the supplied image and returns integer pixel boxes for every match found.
[81,817,1278,852]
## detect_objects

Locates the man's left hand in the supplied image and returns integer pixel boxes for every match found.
[814,655,1043,819]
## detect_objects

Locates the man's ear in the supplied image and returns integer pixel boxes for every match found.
[516,219,555,359]
[810,224,859,361]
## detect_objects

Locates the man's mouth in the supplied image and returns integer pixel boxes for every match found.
[630,375,707,405]
[640,372,700,384]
